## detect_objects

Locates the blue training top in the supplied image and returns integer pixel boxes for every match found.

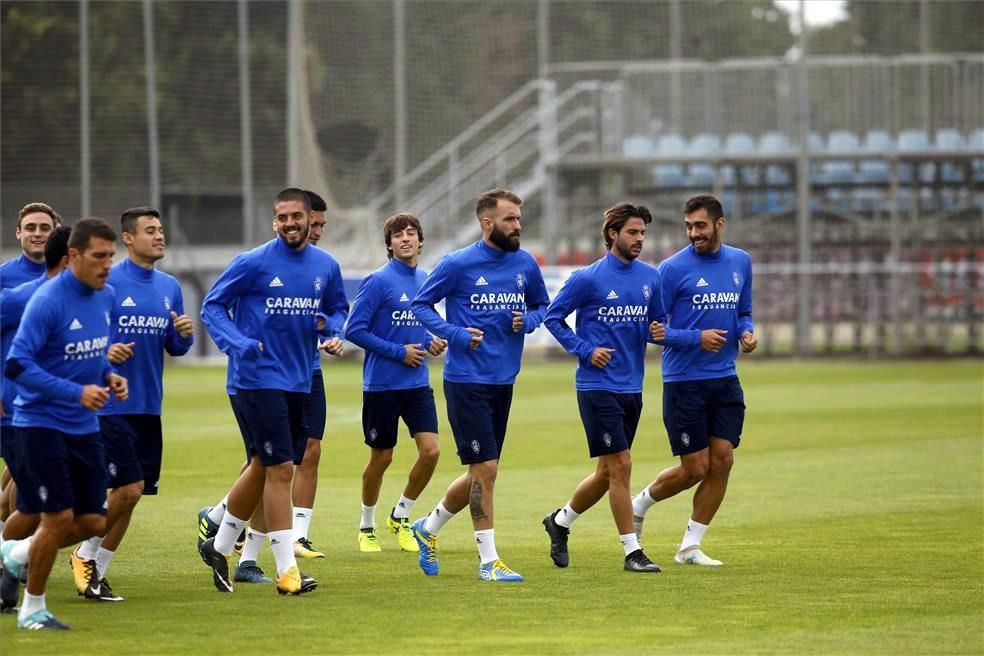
[411,240,549,385]
[5,269,116,434]
[0,254,45,290]
[344,258,433,392]
[100,258,194,416]
[658,243,754,382]
[201,238,348,393]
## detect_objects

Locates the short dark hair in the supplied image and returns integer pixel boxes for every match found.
[120,206,161,234]
[475,188,522,220]
[683,193,723,220]
[305,190,327,213]
[275,187,311,212]
[18,202,61,228]
[602,202,652,249]
[383,213,424,260]
[44,225,72,270]
[69,218,117,253]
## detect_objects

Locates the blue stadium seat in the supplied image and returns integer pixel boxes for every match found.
[689,133,721,155]
[808,132,826,153]
[654,134,687,187]
[623,134,656,158]
[898,129,934,184]
[725,133,758,185]
[860,130,893,184]
[936,129,968,183]
[657,134,688,155]
[687,133,719,187]
[971,128,984,183]
[759,132,794,154]
[821,130,860,185]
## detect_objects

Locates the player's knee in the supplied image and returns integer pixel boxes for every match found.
[77,513,105,539]
[682,458,710,484]
[417,441,440,469]
[606,453,632,482]
[369,448,394,470]
[42,509,74,536]
[304,439,321,465]
[470,460,498,484]
[710,449,734,475]
[265,461,294,485]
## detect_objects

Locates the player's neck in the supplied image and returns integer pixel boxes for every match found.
[128,253,157,271]
[22,251,43,265]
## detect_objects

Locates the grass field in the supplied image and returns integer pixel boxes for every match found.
[1,358,982,654]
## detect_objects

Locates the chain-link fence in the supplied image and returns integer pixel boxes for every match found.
[2,0,982,355]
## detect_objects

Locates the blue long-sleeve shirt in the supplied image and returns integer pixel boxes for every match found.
[99,258,194,416]
[658,243,754,382]
[411,240,549,385]
[344,259,433,392]
[0,254,45,290]
[201,238,348,393]
[5,269,115,434]
[0,275,48,426]
[545,253,684,393]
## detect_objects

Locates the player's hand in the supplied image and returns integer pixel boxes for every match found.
[700,329,728,353]
[650,321,665,341]
[315,315,326,331]
[740,331,758,353]
[402,343,426,368]
[511,311,525,333]
[170,311,194,338]
[427,337,448,356]
[107,342,136,364]
[319,337,344,357]
[106,373,128,401]
[80,384,110,411]
[465,327,484,350]
[0,399,4,417]
[590,347,615,368]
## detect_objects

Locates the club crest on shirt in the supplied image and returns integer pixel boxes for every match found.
[163,296,172,311]
[642,284,651,300]
[314,276,324,293]
[515,274,525,290]
[733,272,741,288]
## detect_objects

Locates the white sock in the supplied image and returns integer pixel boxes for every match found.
[475,528,498,564]
[632,486,657,517]
[18,591,45,621]
[423,501,455,535]
[213,512,248,555]
[240,529,266,565]
[680,519,709,551]
[292,507,313,540]
[95,547,115,578]
[359,504,375,530]
[555,503,580,529]
[10,536,32,565]
[392,495,415,520]
[207,498,228,524]
[268,529,296,576]
[77,536,102,561]
[620,532,641,556]
[0,518,5,547]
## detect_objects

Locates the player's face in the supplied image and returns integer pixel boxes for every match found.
[125,215,165,264]
[685,208,724,254]
[485,200,521,252]
[308,211,327,246]
[17,212,55,262]
[389,226,421,264]
[273,199,310,249]
[71,237,116,290]
[611,216,647,262]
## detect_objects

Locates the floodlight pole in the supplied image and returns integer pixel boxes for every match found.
[794,0,812,356]
[238,0,254,246]
[539,0,559,266]
[143,0,161,214]
[394,0,407,208]
[80,0,91,216]
[287,0,301,185]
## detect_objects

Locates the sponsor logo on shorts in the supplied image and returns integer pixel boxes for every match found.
[471,440,481,454]
[369,428,378,442]
[39,485,48,502]
[602,432,612,447]
[108,462,117,478]
[680,432,690,447]
[263,441,273,456]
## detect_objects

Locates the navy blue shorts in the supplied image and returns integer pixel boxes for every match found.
[228,394,252,463]
[443,382,512,465]
[304,369,327,440]
[577,391,643,458]
[15,426,107,515]
[663,376,745,456]
[362,386,439,449]
[99,414,163,494]
[1,423,16,475]
[234,388,308,466]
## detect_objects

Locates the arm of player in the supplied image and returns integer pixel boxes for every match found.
[165,285,195,356]
[315,258,350,338]
[655,261,702,349]
[518,263,551,334]
[737,256,756,352]
[4,296,85,404]
[543,270,594,364]
[342,275,406,362]
[200,254,263,361]
[410,256,473,351]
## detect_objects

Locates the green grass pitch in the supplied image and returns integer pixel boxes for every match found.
[2,358,982,654]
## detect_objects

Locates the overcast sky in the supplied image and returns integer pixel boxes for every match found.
[774,0,848,32]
